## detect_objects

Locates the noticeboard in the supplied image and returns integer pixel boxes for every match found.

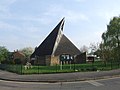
[59,54,74,61]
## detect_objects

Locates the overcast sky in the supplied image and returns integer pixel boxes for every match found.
[0,0,120,51]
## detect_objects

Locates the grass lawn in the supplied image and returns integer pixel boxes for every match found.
[0,61,120,74]
[21,61,120,74]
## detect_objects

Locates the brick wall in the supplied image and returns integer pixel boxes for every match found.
[50,56,59,66]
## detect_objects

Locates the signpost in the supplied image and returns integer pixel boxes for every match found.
[60,61,62,70]
[59,54,74,70]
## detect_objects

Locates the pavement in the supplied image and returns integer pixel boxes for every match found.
[0,69,120,83]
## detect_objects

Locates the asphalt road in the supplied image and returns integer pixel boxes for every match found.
[0,77,120,90]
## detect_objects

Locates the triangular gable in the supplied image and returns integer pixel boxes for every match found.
[54,34,81,56]
[31,18,65,57]
[31,18,80,59]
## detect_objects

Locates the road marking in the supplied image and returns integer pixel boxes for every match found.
[87,80,104,86]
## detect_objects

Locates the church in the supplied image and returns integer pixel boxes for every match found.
[30,18,86,66]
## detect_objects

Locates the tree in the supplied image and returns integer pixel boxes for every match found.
[89,43,99,55]
[80,45,88,53]
[0,46,9,63]
[20,47,33,58]
[101,16,120,62]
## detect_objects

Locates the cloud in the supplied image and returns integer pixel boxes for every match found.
[44,4,89,23]
[0,1,89,27]
[75,0,87,2]
[0,21,42,39]
[0,21,18,30]
[94,31,103,36]
[98,11,119,22]
[65,10,89,23]
[0,1,89,51]
[94,30,105,38]
[0,21,43,51]
[0,0,17,12]
[0,0,18,23]
[97,6,120,23]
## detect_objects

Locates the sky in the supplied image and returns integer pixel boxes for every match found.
[0,0,120,51]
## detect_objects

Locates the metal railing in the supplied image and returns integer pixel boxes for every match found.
[0,61,120,75]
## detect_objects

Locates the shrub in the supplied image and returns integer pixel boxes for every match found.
[14,59,21,64]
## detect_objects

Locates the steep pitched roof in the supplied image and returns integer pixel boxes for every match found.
[31,18,80,58]
[54,35,81,56]
[31,18,65,57]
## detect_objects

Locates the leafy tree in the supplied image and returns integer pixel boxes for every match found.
[80,45,88,53]
[0,46,9,63]
[20,47,33,58]
[101,16,120,62]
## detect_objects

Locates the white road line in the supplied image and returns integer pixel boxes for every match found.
[87,80,104,86]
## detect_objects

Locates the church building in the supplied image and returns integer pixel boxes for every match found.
[30,18,86,66]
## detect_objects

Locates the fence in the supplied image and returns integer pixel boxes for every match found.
[0,61,120,74]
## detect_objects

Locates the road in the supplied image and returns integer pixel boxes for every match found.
[0,77,120,90]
